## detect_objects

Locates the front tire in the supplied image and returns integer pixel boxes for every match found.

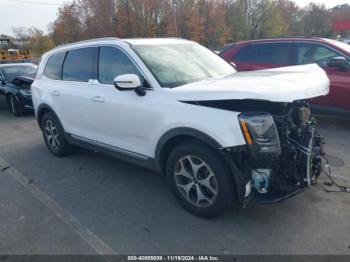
[166,140,235,218]
[41,112,72,157]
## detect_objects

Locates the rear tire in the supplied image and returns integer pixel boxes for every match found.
[8,94,24,117]
[41,112,72,157]
[166,140,235,218]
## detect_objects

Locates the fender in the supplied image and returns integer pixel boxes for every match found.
[155,127,223,172]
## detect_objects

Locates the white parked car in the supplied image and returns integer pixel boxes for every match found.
[32,38,329,217]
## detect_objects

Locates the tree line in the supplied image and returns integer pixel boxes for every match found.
[7,0,350,55]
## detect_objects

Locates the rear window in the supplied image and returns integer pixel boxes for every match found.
[62,48,94,82]
[255,43,290,64]
[44,52,65,80]
[234,45,256,62]
[234,43,290,65]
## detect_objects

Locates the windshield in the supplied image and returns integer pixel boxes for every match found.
[323,38,350,54]
[2,65,37,82]
[132,43,236,88]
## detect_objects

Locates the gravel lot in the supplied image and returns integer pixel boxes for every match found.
[0,99,349,255]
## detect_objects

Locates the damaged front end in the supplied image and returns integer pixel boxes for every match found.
[200,99,325,204]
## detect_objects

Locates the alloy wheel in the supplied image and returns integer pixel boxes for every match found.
[174,155,218,207]
[44,119,60,150]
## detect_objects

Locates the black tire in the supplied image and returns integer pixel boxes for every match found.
[166,140,235,218]
[8,94,24,117]
[41,112,72,157]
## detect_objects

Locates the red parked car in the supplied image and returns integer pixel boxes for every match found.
[220,37,350,112]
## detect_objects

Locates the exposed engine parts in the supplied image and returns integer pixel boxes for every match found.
[251,169,271,194]
[193,99,348,201]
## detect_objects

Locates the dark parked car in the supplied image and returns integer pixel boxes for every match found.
[220,37,350,113]
[0,63,37,116]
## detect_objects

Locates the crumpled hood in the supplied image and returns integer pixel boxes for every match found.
[11,76,34,89]
[169,64,330,103]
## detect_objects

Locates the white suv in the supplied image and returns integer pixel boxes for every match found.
[32,38,330,217]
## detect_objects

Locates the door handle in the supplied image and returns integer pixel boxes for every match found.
[91,96,105,103]
[51,90,60,96]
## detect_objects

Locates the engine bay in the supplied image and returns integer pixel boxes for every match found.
[188,99,327,202]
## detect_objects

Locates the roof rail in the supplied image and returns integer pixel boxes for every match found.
[53,37,121,50]
[252,36,317,40]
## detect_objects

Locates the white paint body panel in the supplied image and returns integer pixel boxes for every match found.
[170,64,330,102]
[32,38,330,159]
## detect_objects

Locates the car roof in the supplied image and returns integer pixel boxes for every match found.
[124,38,193,45]
[52,37,193,51]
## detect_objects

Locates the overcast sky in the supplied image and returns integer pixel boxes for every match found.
[0,0,349,36]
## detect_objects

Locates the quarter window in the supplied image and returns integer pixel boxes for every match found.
[44,52,65,80]
[62,48,94,82]
[98,47,140,85]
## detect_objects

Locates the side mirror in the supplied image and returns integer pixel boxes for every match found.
[327,57,349,71]
[113,74,146,96]
[113,74,141,89]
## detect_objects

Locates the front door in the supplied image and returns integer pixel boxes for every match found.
[91,46,154,157]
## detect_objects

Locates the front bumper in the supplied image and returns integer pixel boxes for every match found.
[242,187,303,206]
[18,93,33,110]
[24,98,34,110]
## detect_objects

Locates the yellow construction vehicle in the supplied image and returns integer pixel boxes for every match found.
[0,49,31,63]
[0,49,9,62]
[0,37,31,63]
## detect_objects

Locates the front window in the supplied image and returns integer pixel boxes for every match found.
[98,46,142,85]
[2,65,37,82]
[323,38,350,54]
[132,44,235,88]
[296,43,346,67]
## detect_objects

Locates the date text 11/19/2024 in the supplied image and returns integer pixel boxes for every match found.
[127,255,220,261]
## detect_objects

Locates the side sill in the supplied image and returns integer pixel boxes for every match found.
[66,134,157,172]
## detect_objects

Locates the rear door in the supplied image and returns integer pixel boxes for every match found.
[45,47,96,140]
[293,42,350,111]
[232,42,292,71]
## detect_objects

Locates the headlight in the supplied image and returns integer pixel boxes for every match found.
[19,89,31,96]
[239,113,281,159]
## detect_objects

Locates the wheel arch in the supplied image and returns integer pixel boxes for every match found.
[155,127,223,174]
[36,104,61,129]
